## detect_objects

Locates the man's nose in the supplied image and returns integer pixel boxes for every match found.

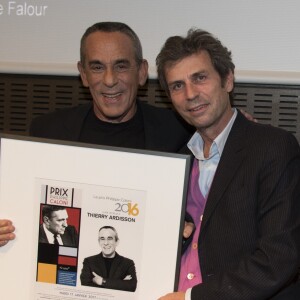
[185,82,197,101]
[103,67,118,87]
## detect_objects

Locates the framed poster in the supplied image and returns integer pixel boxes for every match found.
[0,135,190,300]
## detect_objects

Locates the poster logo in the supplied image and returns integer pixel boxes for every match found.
[46,185,74,207]
[115,202,139,216]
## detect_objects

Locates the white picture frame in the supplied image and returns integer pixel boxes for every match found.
[0,135,190,300]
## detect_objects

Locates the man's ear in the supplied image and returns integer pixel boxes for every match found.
[77,61,89,87]
[138,59,149,86]
[225,71,234,93]
[43,216,50,225]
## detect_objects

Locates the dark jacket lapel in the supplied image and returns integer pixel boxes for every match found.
[200,111,249,231]
[139,100,192,152]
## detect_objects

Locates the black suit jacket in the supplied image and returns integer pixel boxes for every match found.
[80,252,137,292]
[39,224,78,247]
[30,101,192,152]
[184,112,300,299]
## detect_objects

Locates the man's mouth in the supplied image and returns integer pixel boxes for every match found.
[188,103,208,112]
[102,92,122,99]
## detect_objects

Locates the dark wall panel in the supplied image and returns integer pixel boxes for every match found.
[0,74,299,143]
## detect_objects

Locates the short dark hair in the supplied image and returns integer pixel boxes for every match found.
[42,205,66,219]
[98,225,119,242]
[156,28,235,100]
[80,21,143,66]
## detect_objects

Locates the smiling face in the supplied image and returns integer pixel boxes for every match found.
[165,51,234,139]
[78,31,148,123]
[98,228,119,258]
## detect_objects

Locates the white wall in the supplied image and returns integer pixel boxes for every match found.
[1,0,300,83]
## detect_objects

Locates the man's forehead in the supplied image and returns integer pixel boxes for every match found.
[85,31,135,56]
[51,209,68,218]
[165,52,213,81]
[99,228,116,237]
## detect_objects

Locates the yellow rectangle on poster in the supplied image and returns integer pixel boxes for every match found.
[37,263,57,284]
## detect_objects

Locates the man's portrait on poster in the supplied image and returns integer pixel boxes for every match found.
[80,225,137,292]
[38,204,79,247]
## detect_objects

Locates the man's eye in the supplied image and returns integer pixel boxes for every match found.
[170,82,183,92]
[115,64,129,72]
[194,74,206,82]
[91,65,104,72]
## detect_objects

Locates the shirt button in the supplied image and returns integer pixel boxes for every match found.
[187,273,195,280]
[192,243,198,249]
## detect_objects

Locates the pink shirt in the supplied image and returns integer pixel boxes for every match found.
[178,159,207,291]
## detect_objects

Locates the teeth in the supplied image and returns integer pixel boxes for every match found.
[103,93,121,98]
[190,104,206,111]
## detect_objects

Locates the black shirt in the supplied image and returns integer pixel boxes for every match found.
[79,105,145,149]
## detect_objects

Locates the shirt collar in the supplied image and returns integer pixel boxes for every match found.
[43,223,54,238]
[43,223,61,243]
[188,108,237,160]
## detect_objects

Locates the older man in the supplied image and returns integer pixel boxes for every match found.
[80,226,137,292]
[0,22,192,247]
[39,205,78,247]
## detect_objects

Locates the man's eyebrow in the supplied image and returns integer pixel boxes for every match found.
[115,59,130,64]
[87,59,131,66]
[167,70,207,86]
[167,79,184,87]
[190,70,207,77]
[88,60,103,66]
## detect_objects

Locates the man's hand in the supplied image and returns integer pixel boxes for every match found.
[239,109,258,123]
[124,275,132,280]
[92,272,104,285]
[183,221,194,239]
[0,219,15,247]
[158,292,185,300]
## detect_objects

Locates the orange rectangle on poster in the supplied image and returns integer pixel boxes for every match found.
[37,263,57,284]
